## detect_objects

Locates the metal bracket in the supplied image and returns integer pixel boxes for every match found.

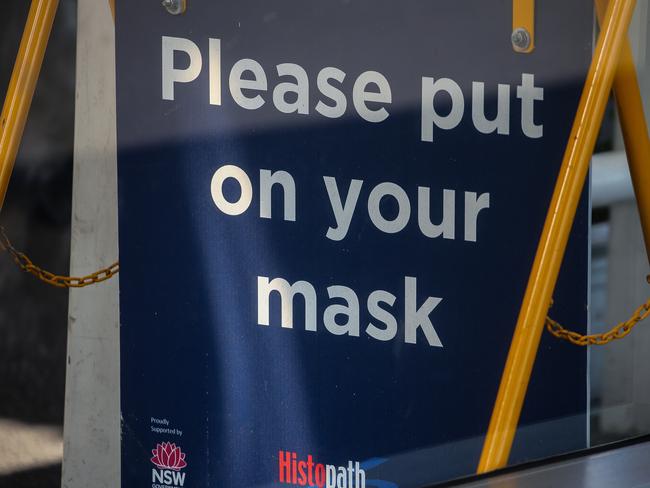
[512,0,535,53]
[162,0,186,15]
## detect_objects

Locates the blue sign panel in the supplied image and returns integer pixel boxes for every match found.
[116,2,591,487]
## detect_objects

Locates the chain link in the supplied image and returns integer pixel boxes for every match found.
[0,226,118,288]
[546,282,650,346]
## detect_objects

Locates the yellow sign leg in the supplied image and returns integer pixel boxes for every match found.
[0,0,59,212]
[478,0,637,473]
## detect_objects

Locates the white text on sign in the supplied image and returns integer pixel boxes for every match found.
[161,36,544,142]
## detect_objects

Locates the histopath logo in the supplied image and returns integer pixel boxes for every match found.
[279,450,366,488]
[151,442,188,487]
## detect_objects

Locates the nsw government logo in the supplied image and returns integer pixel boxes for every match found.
[151,442,188,487]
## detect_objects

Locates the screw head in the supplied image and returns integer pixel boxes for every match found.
[162,0,186,15]
[511,28,531,52]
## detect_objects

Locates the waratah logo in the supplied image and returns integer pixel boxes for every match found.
[151,442,187,471]
[151,442,187,487]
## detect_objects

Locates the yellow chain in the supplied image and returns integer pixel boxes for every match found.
[0,226,119,288]
[546,287,650,346]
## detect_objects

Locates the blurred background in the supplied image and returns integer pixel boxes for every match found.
[0,1,650,487]
[0,1,76,487]
[588,2,650,446]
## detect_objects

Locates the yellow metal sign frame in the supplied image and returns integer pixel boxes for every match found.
[480,0,650,473]
[0,0,59,211]
[1,0,649,480]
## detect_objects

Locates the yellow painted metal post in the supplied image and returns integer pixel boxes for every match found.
[512,0,535,53]
[595,0,650,263]
[0,0,59,212]
[478,0,636,473]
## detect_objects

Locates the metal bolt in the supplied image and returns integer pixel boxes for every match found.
[511,28,531,52]
[162,0,186,15]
